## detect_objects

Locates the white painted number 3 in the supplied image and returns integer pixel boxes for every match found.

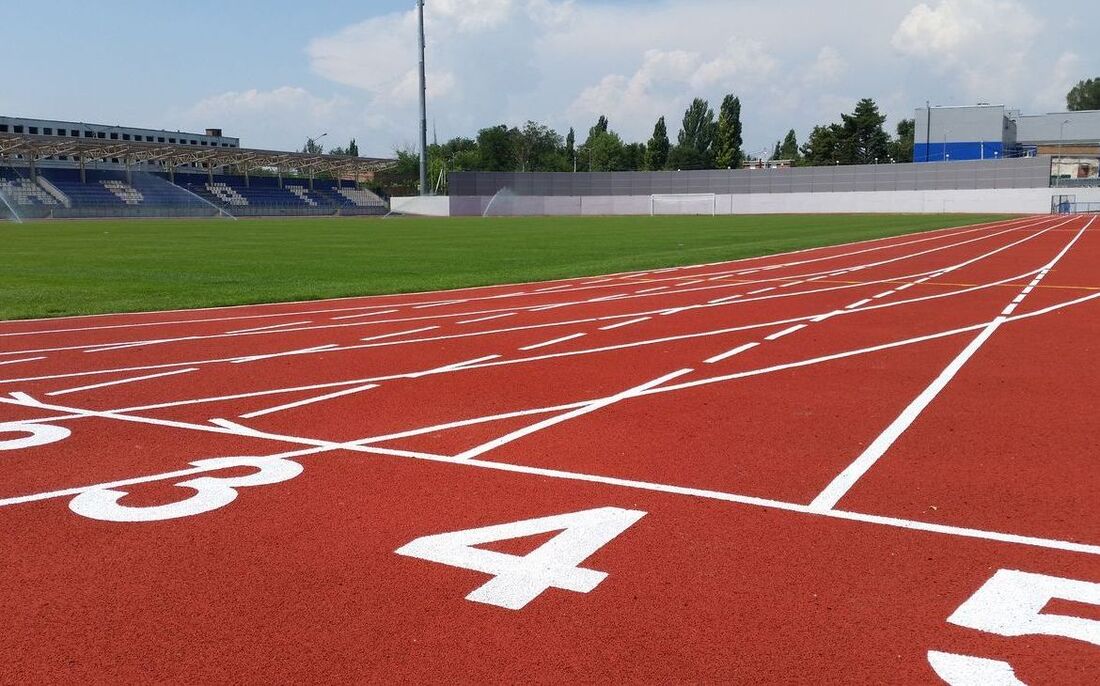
[395,507,646,610]
[68,456,303,522]
[930,569,1100,685]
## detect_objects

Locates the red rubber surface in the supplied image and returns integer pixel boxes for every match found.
[2,215,1100,684]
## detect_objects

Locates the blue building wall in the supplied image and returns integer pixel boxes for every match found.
[914,141,1005,162]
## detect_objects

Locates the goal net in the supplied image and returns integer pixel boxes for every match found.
[650,193,717,216]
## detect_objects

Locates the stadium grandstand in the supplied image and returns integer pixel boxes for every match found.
[0,116,394,219]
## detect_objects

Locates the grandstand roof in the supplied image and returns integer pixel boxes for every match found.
[0,132,394,175]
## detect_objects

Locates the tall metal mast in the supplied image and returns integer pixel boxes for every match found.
[417,0,429,196]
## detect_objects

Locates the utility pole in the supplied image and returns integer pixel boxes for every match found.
[417,0,429,196]
[925,100,931,163]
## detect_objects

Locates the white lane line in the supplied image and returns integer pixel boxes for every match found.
[748,287,776,295]
[413,300,467,310]
[531,303,572,312]
[588,294,630,302]
[872,290,895,299]
[599,317,651,331]
[676,279,705,287]
[705,342,759,364]
[1001,303,1018,315]
[458,312,517,325]
[84,338,175,353]
[46,367,198,397]
[454,368,693,461]
[226,320,311,335]
[534,284,575,293]
[519,332,586,351]
[635,286,669,294]
[0,356,46,366]
[846,298,873,309]
[779,280,805,288]
[331,309,399,321]
[810,219,1092,512]
[360,325,439,342]
[765,324,808,341]
[230,344,338,364]
[708,295,743,305]
[894,282,915,291]
[405,354,502,379]
[811,311,841,323]
[239,383,379,419]
[581,277,615,285]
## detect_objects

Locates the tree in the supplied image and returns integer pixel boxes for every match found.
[302,137,324,155]
[800,124,844,165]
[622,142,646,171]
[347,139,359,157]
[582,129,625,171]
[714,95,744,168]
[591,115,609,137]
[644,116,670,170]
[772,129,799,162]
[1067,78,1100,111]
[476,125,518,171]
[565,127,576,169]
[514,121,564,172]
[677,98,716,167]
[840,98,890,164]
[890,119,915,163]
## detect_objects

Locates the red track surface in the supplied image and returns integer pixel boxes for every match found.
[2,215,1100,684]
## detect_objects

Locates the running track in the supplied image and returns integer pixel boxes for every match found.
[2,215,1099,683]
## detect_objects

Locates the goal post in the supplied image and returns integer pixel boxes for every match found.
[649,193,718,216]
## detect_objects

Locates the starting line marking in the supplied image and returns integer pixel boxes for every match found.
[45,367,199,397]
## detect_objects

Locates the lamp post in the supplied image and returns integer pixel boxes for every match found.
[1055,119,1071,188]
[942,130,949,163]
[417,0,429,196]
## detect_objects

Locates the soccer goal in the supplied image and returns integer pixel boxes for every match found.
[649,193,718,216]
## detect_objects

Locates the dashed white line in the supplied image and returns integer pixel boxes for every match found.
[458,312,517,325]
[331,309,399,321]
[635,286,669,294]
[46,367,199,397]
[226,320,311,335]
[360,326,439,342]
[765,324,808,341]
[748,287,777,295]
[230,344,339,364]
[708,294,743,305]
[519,332,586,351]
[599,317,651,331]
[846,298,873,309]
[0,356,46,366]
[705,342,759,364]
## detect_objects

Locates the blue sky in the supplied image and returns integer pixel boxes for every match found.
[1,0,1096,157]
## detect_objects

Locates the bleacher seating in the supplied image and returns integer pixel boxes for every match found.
[0,169,58,206]
[2,166,387,217]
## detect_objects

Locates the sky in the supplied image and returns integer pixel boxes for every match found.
[1,0,1096,158]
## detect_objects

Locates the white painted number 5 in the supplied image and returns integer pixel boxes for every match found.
[930,569,1100,685]
[396,507,646,610]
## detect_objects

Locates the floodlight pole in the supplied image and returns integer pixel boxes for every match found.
[1055,119,1070,188]
[417,0,429,196]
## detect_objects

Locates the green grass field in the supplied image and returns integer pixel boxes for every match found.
[0,214,1012,320]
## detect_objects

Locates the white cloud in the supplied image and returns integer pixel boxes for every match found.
[891,0,1042,103]
[175,0,1099,157]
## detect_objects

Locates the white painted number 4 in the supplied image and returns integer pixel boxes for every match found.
[930,569,1100,685]
[395,507,646,610]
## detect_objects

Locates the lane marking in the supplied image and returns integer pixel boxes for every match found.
[599,317,651,331]
[748,287,776,295]
[531,303,572,312]
[230,344,338,364]
[331,309,399,321]
[635,286,669,294]
[225,320,311,335]
[454,369,693,461]
[46,368,199,397]
[705,342,759,364]
[708,295,743,305]
[0,356,46,366]
[360,326,440,342]
[765,324,808,341]
[458,312,517,325]
[519,332,586,351]
[239,383,380,419]
[810,218,1093,512]
[413,300,468,310]
[846,298,872,309]
[84,338,175,354]
[404,354,502,379]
